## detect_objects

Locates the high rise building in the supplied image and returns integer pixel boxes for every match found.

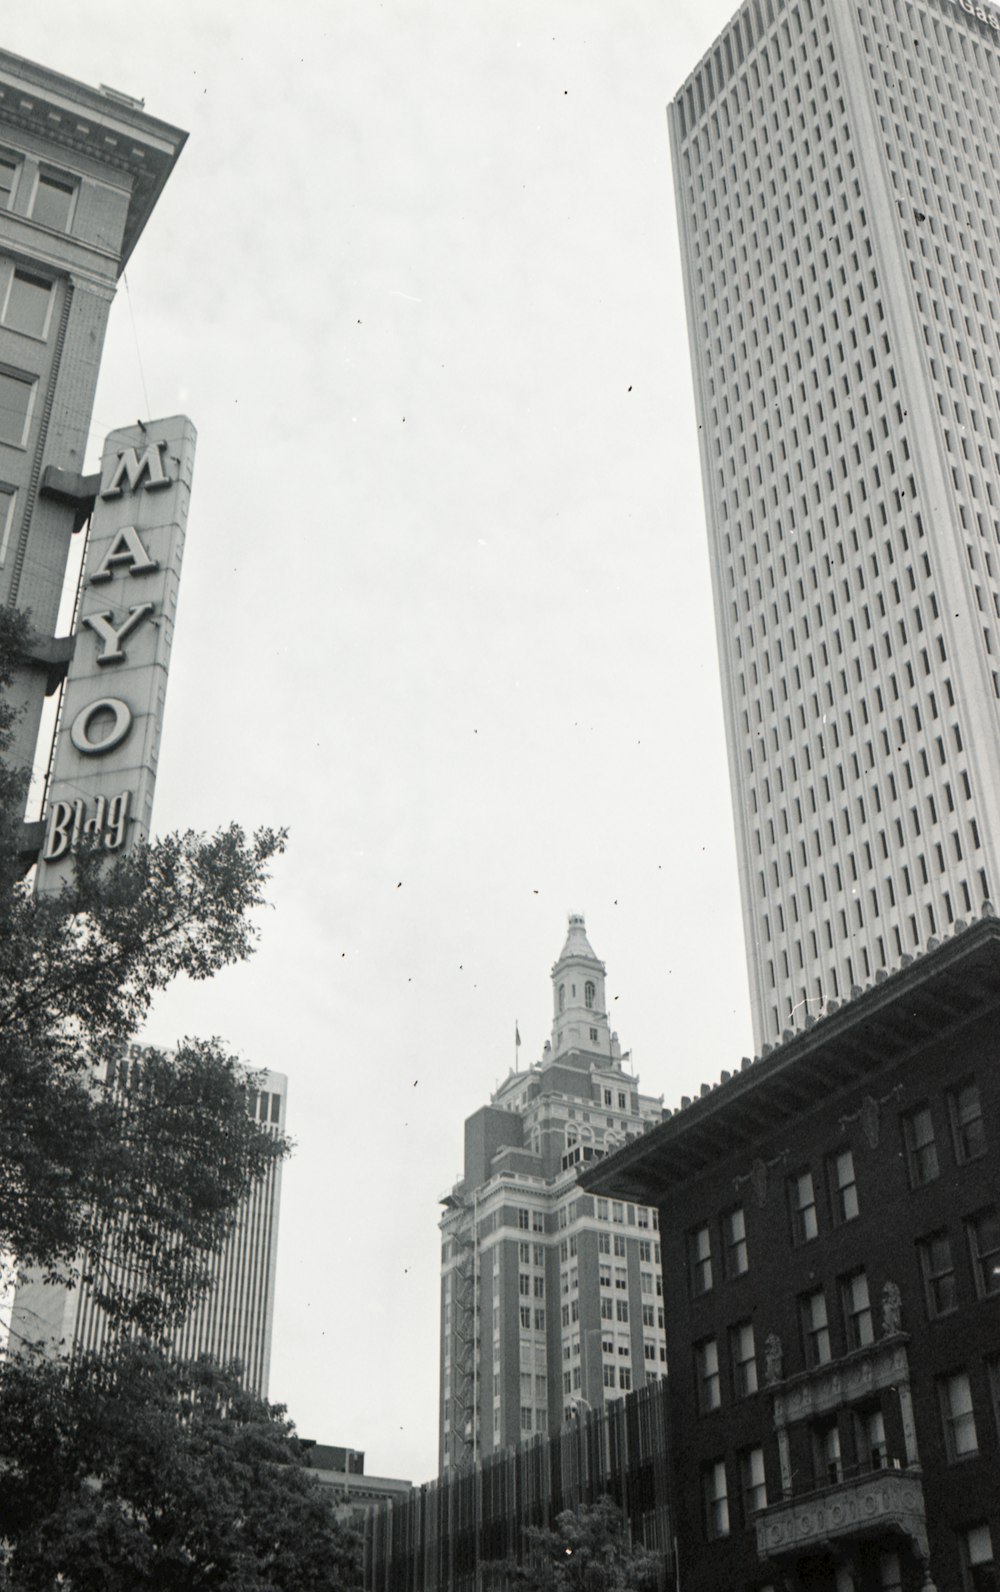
[670,0,1000,1048]
[439,916,667,1473]
[0,49,186,785]
[9,1048,286,1398]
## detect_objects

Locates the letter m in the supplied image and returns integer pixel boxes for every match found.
[100,440,172,500]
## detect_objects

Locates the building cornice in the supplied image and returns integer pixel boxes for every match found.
[579,915,1000,1203]
[0,49,187,270]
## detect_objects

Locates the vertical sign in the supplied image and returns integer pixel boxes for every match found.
[36,415,196,894]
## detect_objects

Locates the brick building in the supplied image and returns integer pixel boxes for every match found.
[582,914,1000,1592]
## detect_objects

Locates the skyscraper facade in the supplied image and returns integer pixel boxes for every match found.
[439,917,667,1473]
[0,49,186,785]
[670,0,1000,1048]
[9,1049,286,1399]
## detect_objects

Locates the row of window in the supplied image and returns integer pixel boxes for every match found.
[688,1079,988,1298]
[0,151,77,233]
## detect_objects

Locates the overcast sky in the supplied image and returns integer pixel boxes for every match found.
[10,0,750,1484]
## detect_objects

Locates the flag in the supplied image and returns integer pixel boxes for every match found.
[515,1023,521,1047]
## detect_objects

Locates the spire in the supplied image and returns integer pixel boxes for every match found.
[550,913,610,1060]
[556,912,601,967]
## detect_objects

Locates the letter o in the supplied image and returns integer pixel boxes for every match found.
[70,697,133,756]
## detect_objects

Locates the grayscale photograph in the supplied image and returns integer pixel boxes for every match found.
[0,1,998,1589]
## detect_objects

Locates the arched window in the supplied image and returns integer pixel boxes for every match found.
[584,981,595,1010]
[559,984,565,1013]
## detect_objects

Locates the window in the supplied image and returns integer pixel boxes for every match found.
[696,1338,721,1413]
[518,1208,529,1230]
[584,980,595,1009]
[801,1288,831,1368]
[598,1231,610,1254]
[902,1105,939,1186]
[789,1170,818,1245]
[521,1407,533,1433]
[812,1418,843,1485]
[642,1304,655,1328]
[532,1211,544,1233]
[600,1298,613,1321]
[616,1300,629,1323]
[856,1405,888,1471]
[828,1148,859,1222]
[519,1306,531,1329]
[841,1270,874,1350]
[967,1208,1000,1298]
[613,1234,626,1257]
[918,1231,957,1318]
[0,484,15,566]
[519,1274,530,1297]
[702,1459,729,1539]
[0,153,19,208]
[619,1367,631,1390]
[612,1202,624,1224]
[0,369,34,446]
[960,1524,995,1592]
[603,1363,616,1387]
[1,268,53,340]
[949,1080,986,1164]
[30,170,77,232]
[534,1308,545,1330]
[723,1205,749,1276]
[597,1199,608,1220]
[690,1224,713,1295]
[739,1446,767,1517]
[938,1371,978,1460]
[730,1320,758,1397]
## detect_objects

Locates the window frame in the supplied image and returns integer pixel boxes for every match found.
[0,365,36,448]
[948,1079,987,1165]
[695,1336,722,1414]
[722,1204,749,1277]
[800,1287,832,1369]
[937,1370,979,1462]
[840,1269,875,1351]
[689,1223,714,1296]
[29,166,79,233]
[730,1319,758,1398]
[966,1207,1000,1300]
[902,1103,939,1187]
[827,1146,859,1224]
[788,1169,819,1245]
[918,1229,958,1319]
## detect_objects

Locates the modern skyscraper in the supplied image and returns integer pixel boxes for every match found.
[9,1048,286,1398]
[670,0,1000,1048]
[439,916,667,1473]
[0,50,186,785]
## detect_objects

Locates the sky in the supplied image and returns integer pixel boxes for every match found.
[8,0,749,1485]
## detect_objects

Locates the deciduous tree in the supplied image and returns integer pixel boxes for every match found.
[506,1497,661,1592]
[0,605,289,1333]
[0,1342,363,1591]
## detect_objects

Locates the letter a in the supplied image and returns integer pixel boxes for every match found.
[89,525,159,584]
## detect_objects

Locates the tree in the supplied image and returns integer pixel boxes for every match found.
[0,605,289,1333]
[506,1497,661,1592]
[0,1341,363,1591]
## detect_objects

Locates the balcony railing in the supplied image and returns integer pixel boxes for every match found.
[755,1465,929,1563]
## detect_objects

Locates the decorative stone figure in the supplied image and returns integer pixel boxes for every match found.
[882,1279,903,1335]
[764,1332,783,1385]
[860,1094,880,1148]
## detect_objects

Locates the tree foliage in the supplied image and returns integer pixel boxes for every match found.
[0,605,290,1333]
[0,1342,363,1591]
[506,1497,661,1592]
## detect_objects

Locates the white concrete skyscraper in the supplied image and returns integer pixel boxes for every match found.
[670,0,1000,1048]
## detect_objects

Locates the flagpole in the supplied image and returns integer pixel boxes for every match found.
[515,1020,521,1072]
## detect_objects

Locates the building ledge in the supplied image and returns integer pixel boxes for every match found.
[756,1467,928,1563]
[768,1334,910,1427]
